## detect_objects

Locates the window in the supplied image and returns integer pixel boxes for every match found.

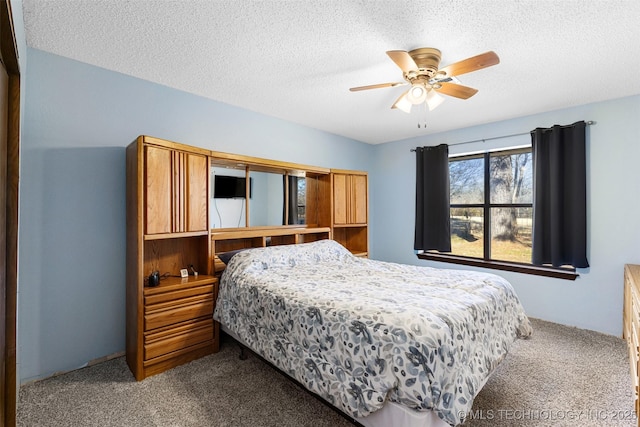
[449,147,532,263]
[419,146,577,280]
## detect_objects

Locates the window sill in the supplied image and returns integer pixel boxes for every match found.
[416,252,578,281]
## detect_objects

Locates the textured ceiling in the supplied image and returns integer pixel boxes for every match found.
[22,0,640,144]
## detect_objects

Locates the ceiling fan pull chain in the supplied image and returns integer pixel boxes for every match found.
[418,100,428,128]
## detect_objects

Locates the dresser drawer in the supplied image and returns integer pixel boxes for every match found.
[144,318,214,360]
[145,293,214,331]
[144,283,214,306]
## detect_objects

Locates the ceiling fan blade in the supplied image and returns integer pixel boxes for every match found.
[436,82,479,99]
[386,50,418,73]
[391,89,412,113]
[349,82,406,92]
[439,51,500,78]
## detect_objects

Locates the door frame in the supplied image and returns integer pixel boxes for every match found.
[0,0,20,425]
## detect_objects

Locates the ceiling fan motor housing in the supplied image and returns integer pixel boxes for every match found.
[407,48,442,83]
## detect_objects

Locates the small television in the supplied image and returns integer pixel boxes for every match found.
[213,175,252,199]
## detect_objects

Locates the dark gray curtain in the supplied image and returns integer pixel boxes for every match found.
[283,175,300,225]
[414,144,451,252]
[531,121,589,268]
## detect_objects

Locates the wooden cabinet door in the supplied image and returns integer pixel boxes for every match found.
[333,173,367,225]
[185,153,208,232]
[351,174,367,225]
[333,174,348,225]
[145,146,173,235]
[145,147,208,235]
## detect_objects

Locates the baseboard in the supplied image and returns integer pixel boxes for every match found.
[20,351,126,386]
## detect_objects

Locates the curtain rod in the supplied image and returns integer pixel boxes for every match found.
[409,120,595,152]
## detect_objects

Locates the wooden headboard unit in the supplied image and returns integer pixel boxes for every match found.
[208,149,368,276]
[211,226,331,275]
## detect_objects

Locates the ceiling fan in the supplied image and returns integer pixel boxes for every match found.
[350,48,499,113]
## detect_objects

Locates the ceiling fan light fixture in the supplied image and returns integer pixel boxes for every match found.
[407,84,428,104]
[426,89,445,111]
[392,91,412,113]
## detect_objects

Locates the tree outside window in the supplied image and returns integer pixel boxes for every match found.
[449,148,533,263]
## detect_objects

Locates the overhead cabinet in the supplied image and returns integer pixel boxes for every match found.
[332,172,368,225]
[329,170,369,257]
[145,144,208,235]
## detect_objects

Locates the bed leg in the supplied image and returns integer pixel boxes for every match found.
[238,343,248,360]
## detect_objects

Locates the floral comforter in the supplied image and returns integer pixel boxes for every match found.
[213,240,532,426]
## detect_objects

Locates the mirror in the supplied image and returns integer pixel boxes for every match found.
[249,171,285,227]
[283,175,307,226]
[210,166,248,228]
[210,165,316,229]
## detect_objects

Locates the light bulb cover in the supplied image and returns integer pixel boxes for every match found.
[392,91,412,113]
[407,84,428,104]
[426,89,445,111]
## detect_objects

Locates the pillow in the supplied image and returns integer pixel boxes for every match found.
[217,248,249,264]
[233,239,352,272]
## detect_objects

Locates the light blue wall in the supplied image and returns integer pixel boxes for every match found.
[19,48,372,383]
[370,94,640,337]
[17,43,639,383]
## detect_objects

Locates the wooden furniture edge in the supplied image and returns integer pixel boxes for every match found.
[140,135,211,157]
[210,150,330,175]
[623,264,640,422]
[330,168,368,175]
[211,226,331,240]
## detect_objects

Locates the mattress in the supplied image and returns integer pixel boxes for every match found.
[214,240,532,426]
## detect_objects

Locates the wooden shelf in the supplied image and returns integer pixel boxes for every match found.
[144,230,209,240]
[144,274,217,295]
[211,226,332,274]
[211,226,330,240]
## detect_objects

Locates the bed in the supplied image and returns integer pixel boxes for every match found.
[213,239,532,427]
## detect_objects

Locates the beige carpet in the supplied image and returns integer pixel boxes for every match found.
[18,318,636,426]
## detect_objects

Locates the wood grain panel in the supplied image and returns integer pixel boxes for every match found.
[143,236,209,278]
[145,146,172,234]
[332,174,348,225]
[144,320,213,360]
[126,140,144,380]
[142,343,214,376]
[0,36,8,423]
[315,174,332,227]
[333,226,368,256]
[624,264,640,421]
[172,151,183,232]
[1,1,20,419]
[144,295,213,331]
[351,174,368,224]
[144,284,214,306]
[186,153,208,232]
